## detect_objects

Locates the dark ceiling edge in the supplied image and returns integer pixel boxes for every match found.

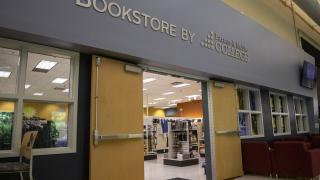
[293,0,320,25]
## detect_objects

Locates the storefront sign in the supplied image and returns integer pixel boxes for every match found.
[76,0,249,62]
[201,32,249,62]
[76,0,195,43]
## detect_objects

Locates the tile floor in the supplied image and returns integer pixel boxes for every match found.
[144,154,206,180]
[144,154,291,180]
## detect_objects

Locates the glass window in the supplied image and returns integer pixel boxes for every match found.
[0,47,20,95]
[269,93,290,135]
[0,38,78,156]
[237,86,264,138]
[25,52,71,98]
[294,97,309,133]
[22,101,69,148]
[0,101,15,150]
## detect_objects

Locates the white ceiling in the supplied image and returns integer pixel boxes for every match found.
[143,72,202,109]
[25,52,70,98]
[0,47,71,98]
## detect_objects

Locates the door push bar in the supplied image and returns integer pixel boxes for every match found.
[215,130,240,135]
[94,133,144,145]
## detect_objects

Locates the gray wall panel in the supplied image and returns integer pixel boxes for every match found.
[0,0,315,97]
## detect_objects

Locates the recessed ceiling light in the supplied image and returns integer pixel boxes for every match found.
[34,60,57,71]
[154,98,165,101]
[62,88,69,93]
[33,92,44,96]
[171,99,183,103]
[173,83,190,88]
[25,84,31,89]
[143,78,156,84]
[52,78,68,84]
[163,92,175,95]
[0,71,11,78]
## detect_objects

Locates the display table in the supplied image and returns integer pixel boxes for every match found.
[163,158,199,167]
[144,153,157,160]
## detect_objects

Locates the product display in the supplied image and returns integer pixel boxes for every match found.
[164,118,202,166]
[237,87,263,137]
[144,116,204,166]
[144,124,157,154]
[239,113,248,136]
[270,93,290,135]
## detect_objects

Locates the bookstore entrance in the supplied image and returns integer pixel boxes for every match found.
[143,71,207,180]
[89,56,244,180]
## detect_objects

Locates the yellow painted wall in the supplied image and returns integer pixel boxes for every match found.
[0,101,14,112]
[223,0,320,47]
[23,102,68,121]
[143,107,165,117]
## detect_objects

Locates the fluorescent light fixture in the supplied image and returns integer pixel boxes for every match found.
[148,102,158,105]
[168,103,177,107]
[143,88,147,91]
[154,98,165,101]
[33,92,43,96]
[163,92,175,95]
[52,78,68,84]
[25,84,31,89]
[186,95,201,99]
[143,78,156,84]
[0,71,11,78]
[171,99,183,103]
[162,107,169,109]
[173,83,190,88]
[62,88,69,93]
[35,60,57,70]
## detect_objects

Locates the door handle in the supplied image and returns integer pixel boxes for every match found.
[215,130,240,135]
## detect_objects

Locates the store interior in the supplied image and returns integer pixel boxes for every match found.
[143,72,206,180]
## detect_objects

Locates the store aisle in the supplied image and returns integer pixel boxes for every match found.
[144,154,206,180]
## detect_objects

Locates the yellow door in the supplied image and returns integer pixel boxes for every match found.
[211,81,243,180]
[90,56,144,180]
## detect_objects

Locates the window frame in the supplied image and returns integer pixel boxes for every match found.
[269,92,291,136]
[293,96,310,134]
[0,37,79,157]
[236,85,265,139]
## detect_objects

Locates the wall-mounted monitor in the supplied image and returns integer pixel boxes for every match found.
[301,61,317,89]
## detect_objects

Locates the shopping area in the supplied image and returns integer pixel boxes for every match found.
[142,72,206,179]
